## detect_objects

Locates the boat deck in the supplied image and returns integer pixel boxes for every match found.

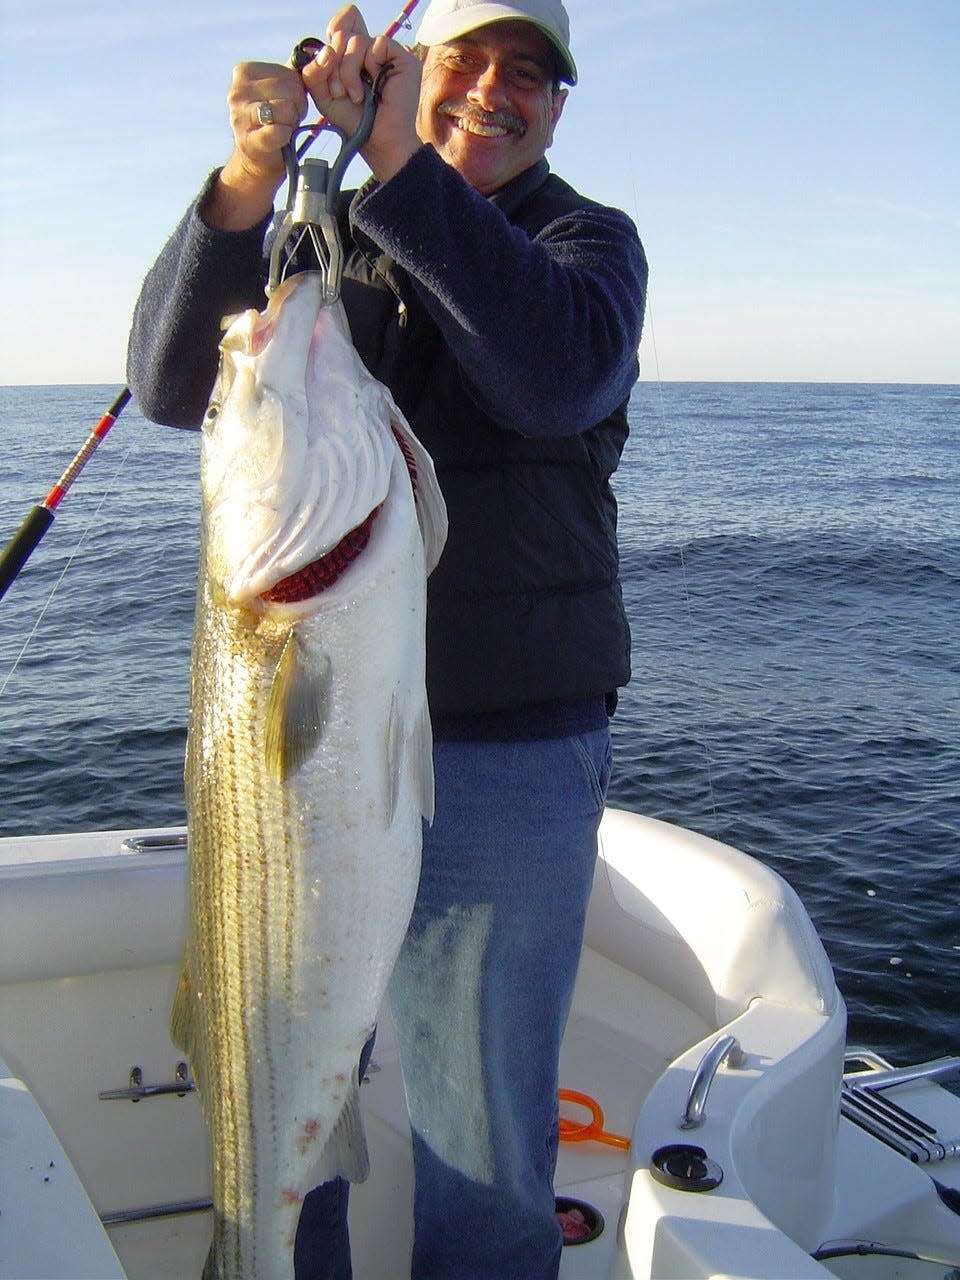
[101,943,708,1279]
[3,815,957,1279]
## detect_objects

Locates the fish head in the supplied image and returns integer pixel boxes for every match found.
[201,274,397,610]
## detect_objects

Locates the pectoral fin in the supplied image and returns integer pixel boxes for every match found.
[265,630,332,780]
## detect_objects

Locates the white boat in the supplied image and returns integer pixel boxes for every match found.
[1,806,958,1279]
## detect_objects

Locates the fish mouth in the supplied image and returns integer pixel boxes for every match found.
[438,104,526,138]
[261,505,381,604]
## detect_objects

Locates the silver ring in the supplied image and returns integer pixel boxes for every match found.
[257,101,275,126]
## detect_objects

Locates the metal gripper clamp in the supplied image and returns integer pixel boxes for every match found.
[267,37,383,302]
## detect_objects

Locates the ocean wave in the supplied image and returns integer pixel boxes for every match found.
[3,381,957,1066]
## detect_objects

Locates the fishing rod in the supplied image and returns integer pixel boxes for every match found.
[0,388,130,602]
[0,0,423,607]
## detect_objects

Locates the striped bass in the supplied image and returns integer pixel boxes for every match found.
[173,271,446,1279]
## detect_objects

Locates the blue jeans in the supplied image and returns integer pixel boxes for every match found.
[294,728,611,1280]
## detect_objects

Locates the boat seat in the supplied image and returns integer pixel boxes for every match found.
[587,810,837,1030]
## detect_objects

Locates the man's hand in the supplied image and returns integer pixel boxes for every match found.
[203,6,422,232]
[203,61,307,231]
[302,4,423,183]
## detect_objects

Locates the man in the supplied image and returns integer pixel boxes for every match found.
[128,1,646,1275]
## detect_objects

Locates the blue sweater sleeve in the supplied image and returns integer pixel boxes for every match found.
[126,174,271,428]
[351,146,646,436]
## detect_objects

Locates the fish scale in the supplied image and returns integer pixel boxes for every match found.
[173,273,447,1279]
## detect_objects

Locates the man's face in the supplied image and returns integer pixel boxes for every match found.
[416,20,568,196]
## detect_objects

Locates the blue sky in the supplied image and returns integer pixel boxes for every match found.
[1,0,957,384]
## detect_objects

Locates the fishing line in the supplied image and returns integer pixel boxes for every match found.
[1,1,425,610]
[649,293,721,834]
[629,163,722,836]
[0,388,130,604]
[0,424,141,701]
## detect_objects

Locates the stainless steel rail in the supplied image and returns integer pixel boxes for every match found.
[680,1035,745,1130]
[99,1063,195,1102]
[841,1052,960,1163]
[101,1198,212,1227]
[119,832,188,855]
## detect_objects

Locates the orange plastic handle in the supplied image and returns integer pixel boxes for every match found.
[557,1088,631,1150]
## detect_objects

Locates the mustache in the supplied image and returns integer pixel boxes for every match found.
[437,103,527,136]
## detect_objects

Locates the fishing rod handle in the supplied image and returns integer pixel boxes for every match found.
[0,505,55,602]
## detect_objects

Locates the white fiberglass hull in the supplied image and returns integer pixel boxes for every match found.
[1,808,957,1279]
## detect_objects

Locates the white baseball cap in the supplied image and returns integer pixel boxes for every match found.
[416,0,577,85]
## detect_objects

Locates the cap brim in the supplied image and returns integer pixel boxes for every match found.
[416,4,578,84]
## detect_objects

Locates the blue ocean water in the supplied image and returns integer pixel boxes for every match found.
[1,382,957,1070]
